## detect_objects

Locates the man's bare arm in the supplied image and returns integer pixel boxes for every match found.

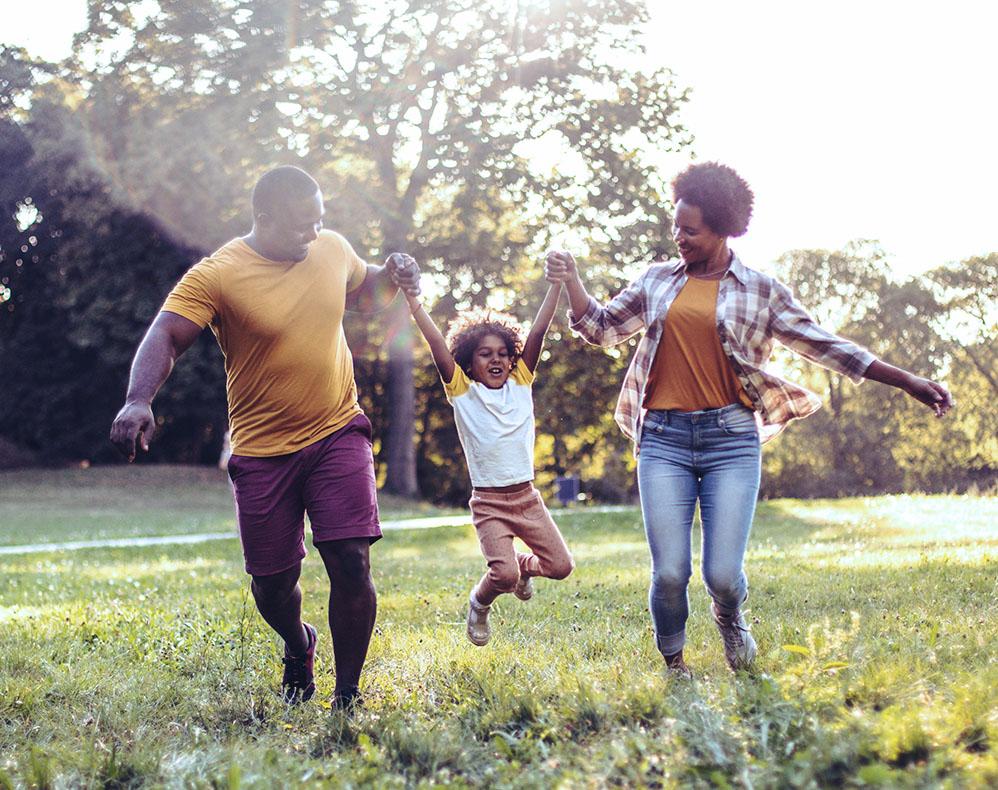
[109,311,203,461]
[345,254,421,313]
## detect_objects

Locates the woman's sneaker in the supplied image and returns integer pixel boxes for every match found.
[664,650,693,679]
[711,602,757,670]
[513,575,534,601]
[466,594,491,646]
[282,623,318,704]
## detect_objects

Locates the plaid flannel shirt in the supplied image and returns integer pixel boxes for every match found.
[569,254,877,448]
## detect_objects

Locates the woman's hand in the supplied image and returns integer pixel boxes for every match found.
[545,250,578,283]
[864,361,954,418]
[905,375,954,417]
[544,249,593,318]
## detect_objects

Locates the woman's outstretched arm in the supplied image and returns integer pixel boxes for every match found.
[768,279,953,416]
[863,359,954,417]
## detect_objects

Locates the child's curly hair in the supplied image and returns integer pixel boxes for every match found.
[672,161,754,237]
[446,308,524,375]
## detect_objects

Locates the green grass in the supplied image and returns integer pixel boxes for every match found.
[0,465,459,546]
[0,468,995,787]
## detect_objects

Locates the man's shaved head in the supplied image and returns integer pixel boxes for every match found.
[251,166,320,217]
[248,166,324,262]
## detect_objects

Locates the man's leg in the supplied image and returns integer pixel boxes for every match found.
[250,562,309,655]
[315,538,376,706]
[252,561,318,703]
[227,451,313,699]
[304,415,382,705]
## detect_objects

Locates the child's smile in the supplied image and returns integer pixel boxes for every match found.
[471,333,512,389]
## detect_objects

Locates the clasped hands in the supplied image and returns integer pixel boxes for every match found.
[389,250,579,297]
[544,250,578,284]
[385,253,421,297]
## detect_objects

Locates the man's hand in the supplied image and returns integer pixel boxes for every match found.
[110,401,156,462]
[386,253,421,297]
[905,375,954,418]
[545,250,578,283]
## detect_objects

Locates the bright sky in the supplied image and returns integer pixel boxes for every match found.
[3,0,997,275]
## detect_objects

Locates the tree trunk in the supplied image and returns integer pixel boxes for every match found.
[382,297,418,497]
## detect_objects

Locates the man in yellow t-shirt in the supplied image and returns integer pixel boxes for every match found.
[110,166,420,710]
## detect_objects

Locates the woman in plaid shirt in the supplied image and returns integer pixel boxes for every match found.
[545,162,952,677]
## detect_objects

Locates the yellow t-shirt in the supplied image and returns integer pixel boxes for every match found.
[162,230,368,456]
[643,277,754,411]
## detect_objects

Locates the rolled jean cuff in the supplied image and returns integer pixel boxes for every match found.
[710,594,747,618]
[656,629,686,657]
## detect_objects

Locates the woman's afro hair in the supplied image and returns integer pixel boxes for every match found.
[671,161,754,237]
[446,308,524,375]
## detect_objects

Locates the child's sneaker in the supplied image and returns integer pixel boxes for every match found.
[513,575,534,601]
[466,594,491,646]
[711,601,757,670]
[281,622,318,704]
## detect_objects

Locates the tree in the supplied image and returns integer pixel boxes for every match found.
[926,254,998,397]
[63,0,688,495]
[0,46,226,464]
[772,242,892,489]
[765,242,991,496]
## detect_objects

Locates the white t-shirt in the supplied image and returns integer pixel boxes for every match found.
[444,358,536,487]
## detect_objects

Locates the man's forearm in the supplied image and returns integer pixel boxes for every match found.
[125,329,178,404]
[347,265,400,313]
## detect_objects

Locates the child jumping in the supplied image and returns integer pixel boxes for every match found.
[405,283,575,645]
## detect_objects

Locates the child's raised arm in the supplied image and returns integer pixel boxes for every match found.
[520,282,562,373]
[405,292,456,383]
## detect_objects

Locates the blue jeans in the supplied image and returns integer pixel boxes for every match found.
[637,404,761,657]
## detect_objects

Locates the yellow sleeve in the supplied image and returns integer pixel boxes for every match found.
[511,357,535,386]
[336,232,369,294]
[443,365,471,399]
[161,258,220,328]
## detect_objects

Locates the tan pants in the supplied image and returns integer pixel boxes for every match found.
[469,484,574,606]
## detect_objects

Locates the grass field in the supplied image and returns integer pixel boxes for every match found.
[0,467,995,787]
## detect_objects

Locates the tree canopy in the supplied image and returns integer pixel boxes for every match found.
[0,3,993,498]
[46,0,687,494]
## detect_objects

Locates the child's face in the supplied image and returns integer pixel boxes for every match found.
[470,333,512,389]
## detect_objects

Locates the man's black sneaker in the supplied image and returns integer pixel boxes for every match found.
[282,622,318,704]
[331,685,362,713]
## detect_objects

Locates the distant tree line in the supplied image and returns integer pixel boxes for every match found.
[1,1,994,501]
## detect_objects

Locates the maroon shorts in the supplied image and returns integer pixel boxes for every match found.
[227,413,381,576]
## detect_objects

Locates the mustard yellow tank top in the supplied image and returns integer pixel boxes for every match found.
[643,277,753,411]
